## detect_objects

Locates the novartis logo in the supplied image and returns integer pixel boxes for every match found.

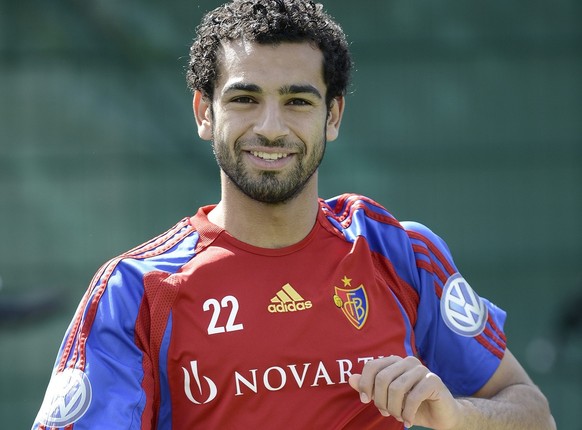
[182,361,217,404]
[182,355,386,404]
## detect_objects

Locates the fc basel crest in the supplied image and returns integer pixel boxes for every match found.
[333,284,369,330]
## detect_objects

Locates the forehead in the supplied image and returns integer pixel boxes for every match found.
[215,40,326,94]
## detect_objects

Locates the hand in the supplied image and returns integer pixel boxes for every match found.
[348,355,461,429]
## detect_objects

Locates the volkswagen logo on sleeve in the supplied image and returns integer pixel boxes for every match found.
[440,273,488,337]
[36,367,92,427]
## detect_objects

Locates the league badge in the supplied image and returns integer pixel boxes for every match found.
[333,276,369,329]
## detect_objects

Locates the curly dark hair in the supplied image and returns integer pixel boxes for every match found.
[186,0,352,106]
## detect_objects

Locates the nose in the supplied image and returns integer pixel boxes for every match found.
[253,103,289,142]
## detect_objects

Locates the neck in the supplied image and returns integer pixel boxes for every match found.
[208,172,320,248]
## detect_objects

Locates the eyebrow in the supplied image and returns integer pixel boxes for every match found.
[222,83,322,100]
[280,84,323,100]
[223,83,262,94]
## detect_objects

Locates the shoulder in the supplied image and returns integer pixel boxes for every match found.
[320,193,402,235]
[320,193,457,285]
[401,221,450,252]
[320,194,445,250]
[92,217,199,294]
[65,217,200,350]
[120,217,198,267]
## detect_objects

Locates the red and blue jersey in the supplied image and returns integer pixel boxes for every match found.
[33,194,506,429]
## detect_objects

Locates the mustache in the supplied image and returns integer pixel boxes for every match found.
[235,135,300,151]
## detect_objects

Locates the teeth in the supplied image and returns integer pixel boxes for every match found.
[251,151,288,160]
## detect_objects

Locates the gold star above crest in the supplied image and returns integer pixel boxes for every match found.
[341,275,352,287]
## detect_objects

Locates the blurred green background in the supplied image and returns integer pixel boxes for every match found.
[1,0,580,428]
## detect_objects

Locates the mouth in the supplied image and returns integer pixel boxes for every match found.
[250,150,290,161]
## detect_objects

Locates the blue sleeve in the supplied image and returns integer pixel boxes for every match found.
[402,221,507,396]
[32,259,150,429]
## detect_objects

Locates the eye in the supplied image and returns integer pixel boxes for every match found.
[231,96,256,104]
[287,98,312,107]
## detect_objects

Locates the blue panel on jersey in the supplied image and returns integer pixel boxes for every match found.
[157,311,174,430]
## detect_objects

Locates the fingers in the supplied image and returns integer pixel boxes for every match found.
[399,371,443,425]
[357,355,416,411]
[350,356,445,427]
[349,373,373,404]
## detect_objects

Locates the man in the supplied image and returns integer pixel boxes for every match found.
[33,1,555,429]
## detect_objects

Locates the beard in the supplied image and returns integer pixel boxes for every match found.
[212,134,326,204]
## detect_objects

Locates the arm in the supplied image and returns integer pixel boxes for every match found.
[348,349,556,430]
[32,260,155,429]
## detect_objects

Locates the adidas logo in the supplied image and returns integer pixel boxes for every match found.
[268,284,313,313]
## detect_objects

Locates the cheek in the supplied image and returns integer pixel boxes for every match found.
[289,114,326,140]
[214,112,251,142]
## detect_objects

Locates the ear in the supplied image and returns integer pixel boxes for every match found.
[326,96,345,142]
[193,90,213,141]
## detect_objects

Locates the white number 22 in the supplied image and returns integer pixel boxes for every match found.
[203,296,244,335]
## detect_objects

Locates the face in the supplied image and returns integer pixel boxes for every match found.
[194,40,344,204]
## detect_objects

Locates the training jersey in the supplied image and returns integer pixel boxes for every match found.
[33,194,507,430]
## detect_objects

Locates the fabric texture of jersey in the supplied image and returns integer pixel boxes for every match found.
[32,194,507,430]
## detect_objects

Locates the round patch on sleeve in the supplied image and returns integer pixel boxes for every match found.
[36,368,92,427]
[440,273,488,337]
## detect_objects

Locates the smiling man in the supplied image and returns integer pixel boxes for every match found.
[204,41,334,204]
[195,39,343,247]
[33,1,555,429]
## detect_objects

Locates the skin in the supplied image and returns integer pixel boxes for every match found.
[194,40,343,248]
[193,39,555,429]
[348,351,555,429]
